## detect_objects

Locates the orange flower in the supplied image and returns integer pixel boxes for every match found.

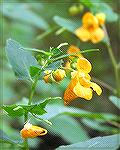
[20,122,47,138]
[75,12,105,43]
[64,57,102,105]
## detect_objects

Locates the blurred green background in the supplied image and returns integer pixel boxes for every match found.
[0,0,120,149]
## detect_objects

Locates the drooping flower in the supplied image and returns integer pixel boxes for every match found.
[64,57,102,105]
[75,12,105,43]
[20,122,47,138]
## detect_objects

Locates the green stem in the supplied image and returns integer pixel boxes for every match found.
[23,71,42,150]
[28,74,40,105]
[103,25,120,96]
[55,27,66,35]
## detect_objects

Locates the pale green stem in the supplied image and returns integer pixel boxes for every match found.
[103,25,120,97]
[55,27,66,35]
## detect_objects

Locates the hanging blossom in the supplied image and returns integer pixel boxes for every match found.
[64,45,102,105]
[20,122,47,138]
[75,12,106,43]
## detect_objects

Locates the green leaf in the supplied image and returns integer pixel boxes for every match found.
[6,39,38,80]
[0,130,22,146]
[2,105,24,117]
[41,104,119,121]
[56,134,120,150]
[54,16,81,33]
[2,4,49,30]
[109,95,120,109]
[51,48,63,57]
[82,119,118,134]
[29,66,41,77]
[2,97,55,117]
[27,98,50,115]
[49,116,89,143]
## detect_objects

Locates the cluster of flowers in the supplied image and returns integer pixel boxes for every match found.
[43,45,102,105]
[75,12,106,43]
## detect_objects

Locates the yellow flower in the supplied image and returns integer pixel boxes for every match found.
[53,69,66,82]
[75,12,105,43]
[20,122,47,138]
[95,13,106,26]
[64,57,102,105]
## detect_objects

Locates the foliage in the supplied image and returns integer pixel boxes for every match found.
[56,134,120,150]
[1,0,120,150]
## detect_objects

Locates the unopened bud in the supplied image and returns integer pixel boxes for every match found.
[69,5,79,16]
[43,70,54,84]
[53,69,66,82]
[69,4,84,16]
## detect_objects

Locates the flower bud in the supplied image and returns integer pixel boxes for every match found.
[43,74,54,83]
[20,122,47,138]
[43,70,54,83]
[69,4,84,16]
[53,69,66,82]
[69,5,80,16]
